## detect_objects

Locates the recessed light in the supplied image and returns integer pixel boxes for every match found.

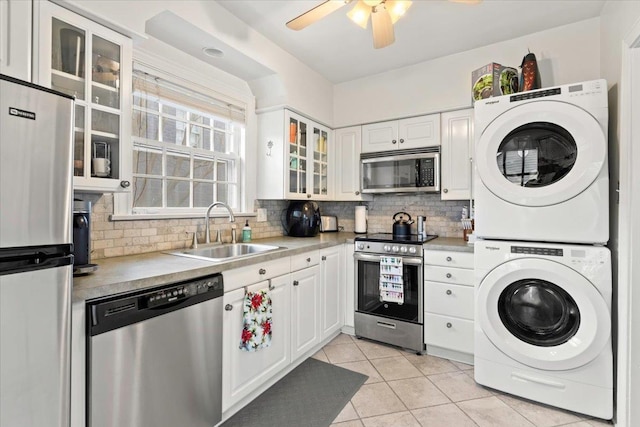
[202,47,224,58]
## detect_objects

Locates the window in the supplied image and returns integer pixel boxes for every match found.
[131,69,245,213]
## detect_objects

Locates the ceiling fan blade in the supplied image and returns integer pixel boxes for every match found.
[371,4,394,49]
[286,0,350,31]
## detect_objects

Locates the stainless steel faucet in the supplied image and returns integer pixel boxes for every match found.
[205,202,235,244]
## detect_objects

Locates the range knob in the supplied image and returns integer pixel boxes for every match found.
[400,246,408,253]
[383,245,391,252]
[392,245,399,253]
[357,243,365,250]
[408,247,416,254]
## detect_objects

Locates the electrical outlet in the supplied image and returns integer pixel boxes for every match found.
[256,208,267,222]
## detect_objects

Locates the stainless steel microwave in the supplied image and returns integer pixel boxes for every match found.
[360,148,440,194]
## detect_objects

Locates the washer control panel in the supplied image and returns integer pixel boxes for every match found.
[511,246,563,257]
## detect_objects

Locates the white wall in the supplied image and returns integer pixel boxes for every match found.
[60,0,335,125]
[333,18,601,127]
[600,2,640,425]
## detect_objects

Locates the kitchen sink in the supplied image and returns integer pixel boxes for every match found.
[167,243,285,262]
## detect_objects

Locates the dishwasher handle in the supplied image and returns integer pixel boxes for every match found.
[87,273,224,336]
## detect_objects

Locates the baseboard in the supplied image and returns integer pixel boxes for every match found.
[426,345,474,365]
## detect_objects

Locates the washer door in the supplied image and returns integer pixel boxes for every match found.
[477,258,610,371]
[476,101,606,207]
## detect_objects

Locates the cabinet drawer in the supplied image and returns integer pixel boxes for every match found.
[424,250,474,269]
[425,281,474,319]
[223,257,291,292]
[290,250,320,271]
[424,265,474,286]
[424,313,474,355]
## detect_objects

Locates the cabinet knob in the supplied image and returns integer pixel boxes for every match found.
[446,273,452,279]
[446,289,452,295]
[269,282,275,291]
[321,255,326,261]
[446,322,452,328]
[443,188,448,193]
[225,304,233,311]
[259,268,266,275]
[446,256,452,262]
[399,138,404,143]
[392,139,397,144]
[355,191,360,195]
[293,280,299,286]
[307,194,312,199]
[120,180,131,188]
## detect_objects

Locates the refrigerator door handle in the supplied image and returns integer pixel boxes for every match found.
[0,252,73,276]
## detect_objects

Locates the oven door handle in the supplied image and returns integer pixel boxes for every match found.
[354,252,423,266]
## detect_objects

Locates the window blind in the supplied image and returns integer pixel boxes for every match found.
[132,69,246,124]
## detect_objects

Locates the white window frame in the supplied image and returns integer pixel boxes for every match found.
[112,54,256,220]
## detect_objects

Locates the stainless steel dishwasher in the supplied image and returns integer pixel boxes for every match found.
[86,273,224,427]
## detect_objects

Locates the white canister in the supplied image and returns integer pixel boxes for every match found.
[355,206,367,234]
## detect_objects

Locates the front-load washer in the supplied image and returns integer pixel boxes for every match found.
[474,79,609,244]
[474,240,612,420]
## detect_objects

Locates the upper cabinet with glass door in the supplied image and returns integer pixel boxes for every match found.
[257,109,331,200]
[35,1,132,193]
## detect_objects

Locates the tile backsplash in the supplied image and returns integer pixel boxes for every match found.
[88,194,469,260]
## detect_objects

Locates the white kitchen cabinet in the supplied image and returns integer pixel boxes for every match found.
[222,274,291,412]
[361,114,440,153]
[440,109,474,200]
[343,243,355,332]
[333,126,371,201]
[424,249,474,364]
[320,245,344,339]
[291,264,321,361]
[35,1,132,193]
[0,0,31,81]
[257,109,331,200]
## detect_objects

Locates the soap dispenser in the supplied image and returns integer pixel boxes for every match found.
[242,220,252,242]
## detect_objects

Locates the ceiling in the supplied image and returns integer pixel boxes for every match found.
[217,0,605,84]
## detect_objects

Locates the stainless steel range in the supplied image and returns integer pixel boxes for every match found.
[354,233,437,353]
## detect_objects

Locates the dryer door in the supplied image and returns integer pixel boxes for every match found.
[476,101,606,207]
[476,258,610,371]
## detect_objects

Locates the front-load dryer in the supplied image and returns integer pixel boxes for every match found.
[474,79,609,244]
[474,240,612,420]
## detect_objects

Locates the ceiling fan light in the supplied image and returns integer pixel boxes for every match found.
[386,0,412,24]
[347,0,371,29]
[371,3,394,49]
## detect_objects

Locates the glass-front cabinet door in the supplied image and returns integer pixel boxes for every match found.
[36,2,132,192]
[284,110,330,200]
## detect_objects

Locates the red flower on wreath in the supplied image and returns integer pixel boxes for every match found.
[262,320,272,335]
[241,329,253,343]
[251,293,263,309]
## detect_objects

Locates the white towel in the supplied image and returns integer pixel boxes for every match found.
[239,289,273,352]
[379,256,404,304]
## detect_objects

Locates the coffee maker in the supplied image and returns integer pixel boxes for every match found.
[73,200,98,275]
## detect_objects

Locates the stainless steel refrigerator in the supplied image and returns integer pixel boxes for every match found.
[0,74,74,427]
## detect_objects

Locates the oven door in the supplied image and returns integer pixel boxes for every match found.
[354,252,423,323]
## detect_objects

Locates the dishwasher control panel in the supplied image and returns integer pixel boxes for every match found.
[145,275,223,308]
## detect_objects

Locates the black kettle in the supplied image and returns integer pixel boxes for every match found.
[392,212,414,236]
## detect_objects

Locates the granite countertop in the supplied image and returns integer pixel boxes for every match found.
[74,233,471,303]
[424,237,475,253]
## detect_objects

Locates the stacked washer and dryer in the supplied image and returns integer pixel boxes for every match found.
[473,80,613,420]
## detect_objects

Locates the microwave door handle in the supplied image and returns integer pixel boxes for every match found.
[434,153,440,192]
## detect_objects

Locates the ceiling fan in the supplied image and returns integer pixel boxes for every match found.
[286,0,481,49]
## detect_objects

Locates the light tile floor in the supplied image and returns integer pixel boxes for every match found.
[312,334,613,427]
